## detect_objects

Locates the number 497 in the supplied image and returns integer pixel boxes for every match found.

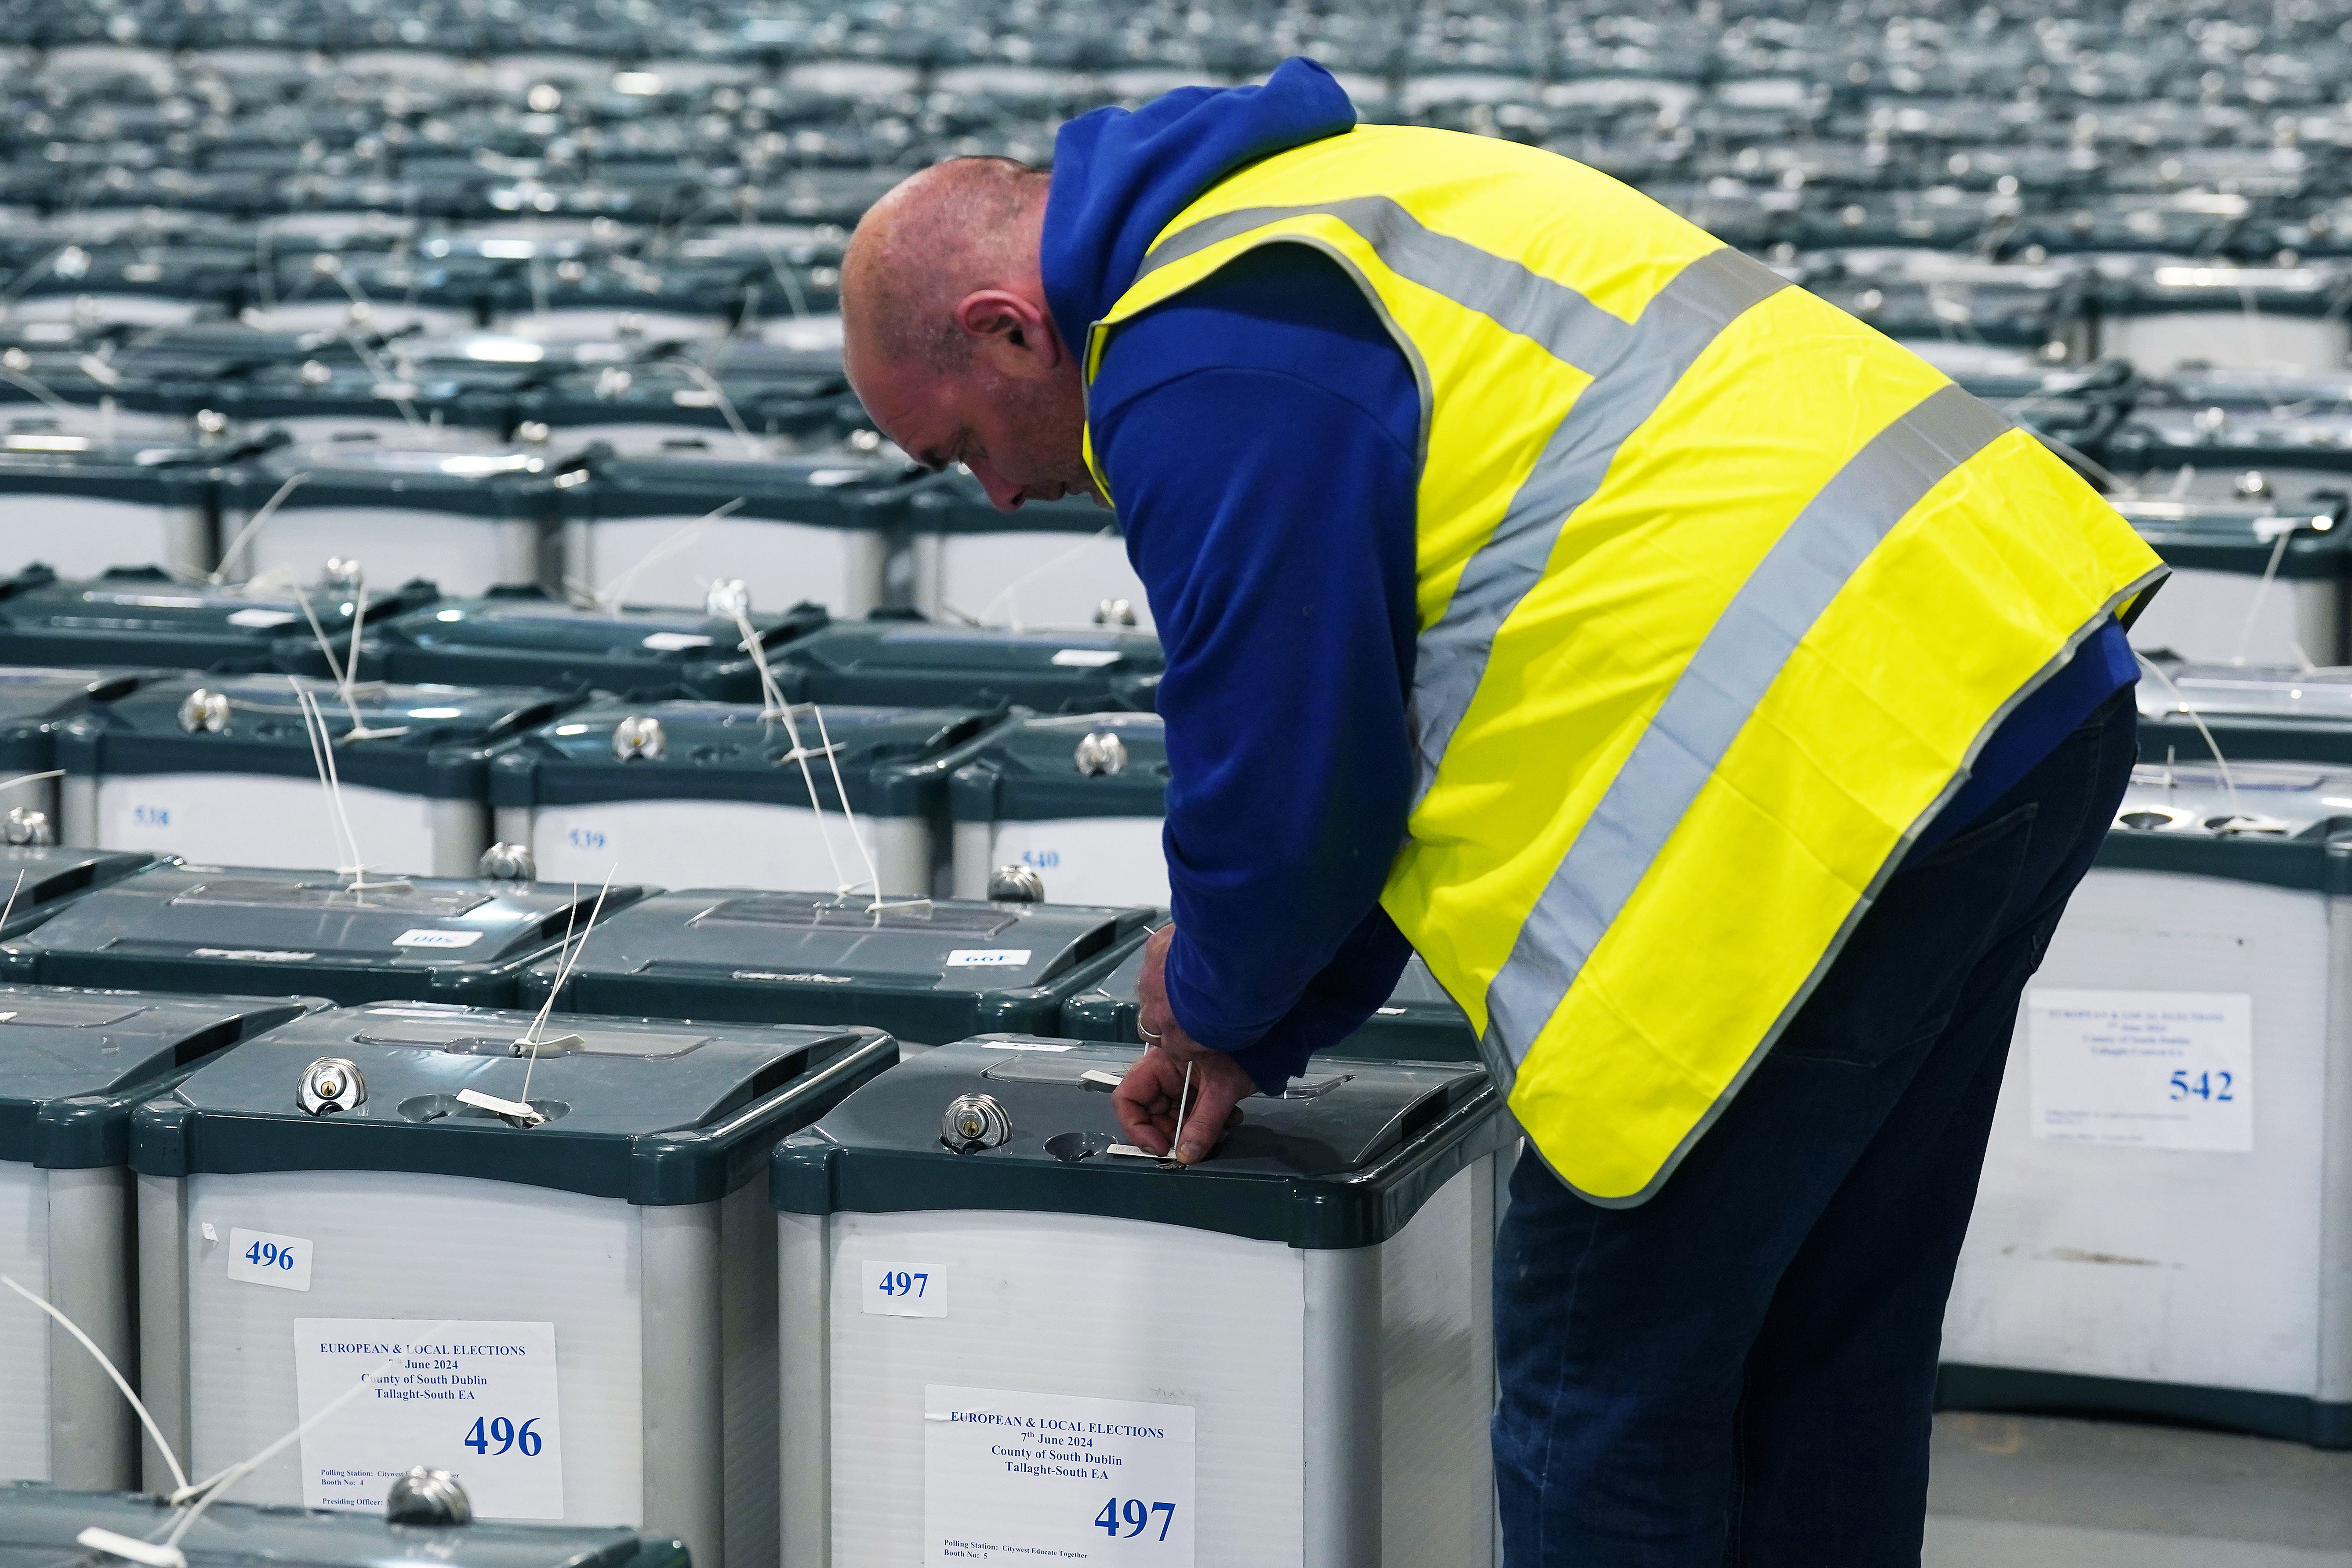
[1095,1499,1176,1541]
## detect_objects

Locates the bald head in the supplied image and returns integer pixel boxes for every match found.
[838,156,1099,514]
[843,156,1053,374]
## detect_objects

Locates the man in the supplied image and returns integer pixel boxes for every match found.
[841,59,2162,1566]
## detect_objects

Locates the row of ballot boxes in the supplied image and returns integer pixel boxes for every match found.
[0,655,1168,904]
[0,429,1152,628]
[0,980,1500,1567]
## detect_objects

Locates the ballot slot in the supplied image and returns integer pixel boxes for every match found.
[0,987,318,1490]
[131,1002,897,1567]
[772,1035,1504,1567]
[1943,759,2352,1443]
[0,863,650,1008]
[517,889,1158,1048]
[0,846,157,941]
[55,673,579,877]
[488,698,1012,894]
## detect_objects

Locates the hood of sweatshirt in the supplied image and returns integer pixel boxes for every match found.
[1040,57,1357,359]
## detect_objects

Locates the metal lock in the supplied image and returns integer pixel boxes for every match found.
[2194,406,2230,438]
[322,557,364,592]
[987,864,1044,904]
[515,421,551,446]
[385,1466,472,1527]
[595,366,633,399]
[0,348,27,372]
[941,1092,1012,1154]
[297,358,333,386]
[3,807,53,846]
[2236,469,2273,500]
[615,311,646,338]
[194,408,227,436]
[555,258,588,283]
[297,1056,366,1116]
[177,688,230,734]
[1093,598,1137,628]
[705,578,752,619]
[1073,730,1127,777]
[478,842,537,881]
[612,715,667,762]
[52,246,88,280]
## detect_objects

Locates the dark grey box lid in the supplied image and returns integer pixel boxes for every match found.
[0,566,437,671]
[524,889,1155,1043]
[2110,490,2352,577]
[0,1482,684,1568]
[0,984,319,1168]
[0,844,158,938]
[132,1002,897,1204]
[772,620,1161,713]
[771,1035,1502,1248]
[7,866,648,1002]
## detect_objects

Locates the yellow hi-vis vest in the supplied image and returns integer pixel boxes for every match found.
[1079,124,2166,1206]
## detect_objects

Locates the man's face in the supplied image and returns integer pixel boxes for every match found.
[847,323,1100,513]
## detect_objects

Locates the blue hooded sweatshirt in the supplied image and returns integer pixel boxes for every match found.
[1042,60,2136,1093]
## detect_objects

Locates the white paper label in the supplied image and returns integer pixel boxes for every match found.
[226,608,300,629]
[639,632,714,652]
[946,949,1031,969]
[925,1386,1194,1564]
[1051,649,1124,668]
[225,1228,312,1292]
[2028,988,2254,1151]
[392,928,486,949]
[295,1319,563,1519]
[980,1040,1074,1053]
[861,1259,947,1317]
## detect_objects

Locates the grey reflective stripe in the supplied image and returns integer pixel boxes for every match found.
[1481,382,2013,1073]
[1408,247,1789,799]
[1138,196,1638,377]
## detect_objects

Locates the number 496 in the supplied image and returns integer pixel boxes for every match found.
[464,1416,543,1456]
[1095,1499,1175,1541]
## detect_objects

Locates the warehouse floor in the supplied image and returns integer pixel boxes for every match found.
[1927,1414,2352,1566]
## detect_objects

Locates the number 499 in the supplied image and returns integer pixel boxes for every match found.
[1095,1499,1175,1541]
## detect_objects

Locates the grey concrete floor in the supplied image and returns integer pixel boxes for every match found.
[1928,1412,2352,1566]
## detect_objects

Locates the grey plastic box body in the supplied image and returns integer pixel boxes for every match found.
[131,1003,897,1568]
[946,711,1170,907]
[772,1036,1504,1566]
[0,987,316,1489]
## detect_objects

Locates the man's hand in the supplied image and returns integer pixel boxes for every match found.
[1118,925,1252,1162]
[1113,1044,1253,1164]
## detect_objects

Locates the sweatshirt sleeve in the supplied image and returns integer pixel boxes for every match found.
[1089,250,1423,1093]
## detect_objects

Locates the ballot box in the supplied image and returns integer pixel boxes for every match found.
[1943,759,2352,1444]
[773,1035,1506,1567]
[0,988,316,1488]
[947,712,1170,907]
[489,698,1007,896]
[131,1003,897,1566]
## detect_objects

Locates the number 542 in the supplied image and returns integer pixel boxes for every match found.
[2169,1070,2235,1102]
[1095,1499,1176,1541]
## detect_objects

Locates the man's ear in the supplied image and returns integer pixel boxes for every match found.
[955,288,1064,378]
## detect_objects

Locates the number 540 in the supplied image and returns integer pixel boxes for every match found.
[1095,1499,1175,1540]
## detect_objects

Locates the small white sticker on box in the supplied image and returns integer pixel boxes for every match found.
[393,929,485,949]
[639,632,714,652]
[227,1228,313,1292]
[945,949,1031,969]
[862,1260,947,1317]
[226,608,300,629]
[1050,648,1123,668]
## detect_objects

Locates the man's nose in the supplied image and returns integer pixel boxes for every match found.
[967,462,1027,513]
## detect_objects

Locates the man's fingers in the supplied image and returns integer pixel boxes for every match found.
[1111,1049,1183,1154]
[1175,1060,1253,1165]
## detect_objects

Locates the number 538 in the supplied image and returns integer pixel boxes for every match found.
[1095,1499,1176,1541]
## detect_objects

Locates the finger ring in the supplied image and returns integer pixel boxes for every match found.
[1139,1025,1162,1043]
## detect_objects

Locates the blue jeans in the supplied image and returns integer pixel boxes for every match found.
[1493,689,2138,1567]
